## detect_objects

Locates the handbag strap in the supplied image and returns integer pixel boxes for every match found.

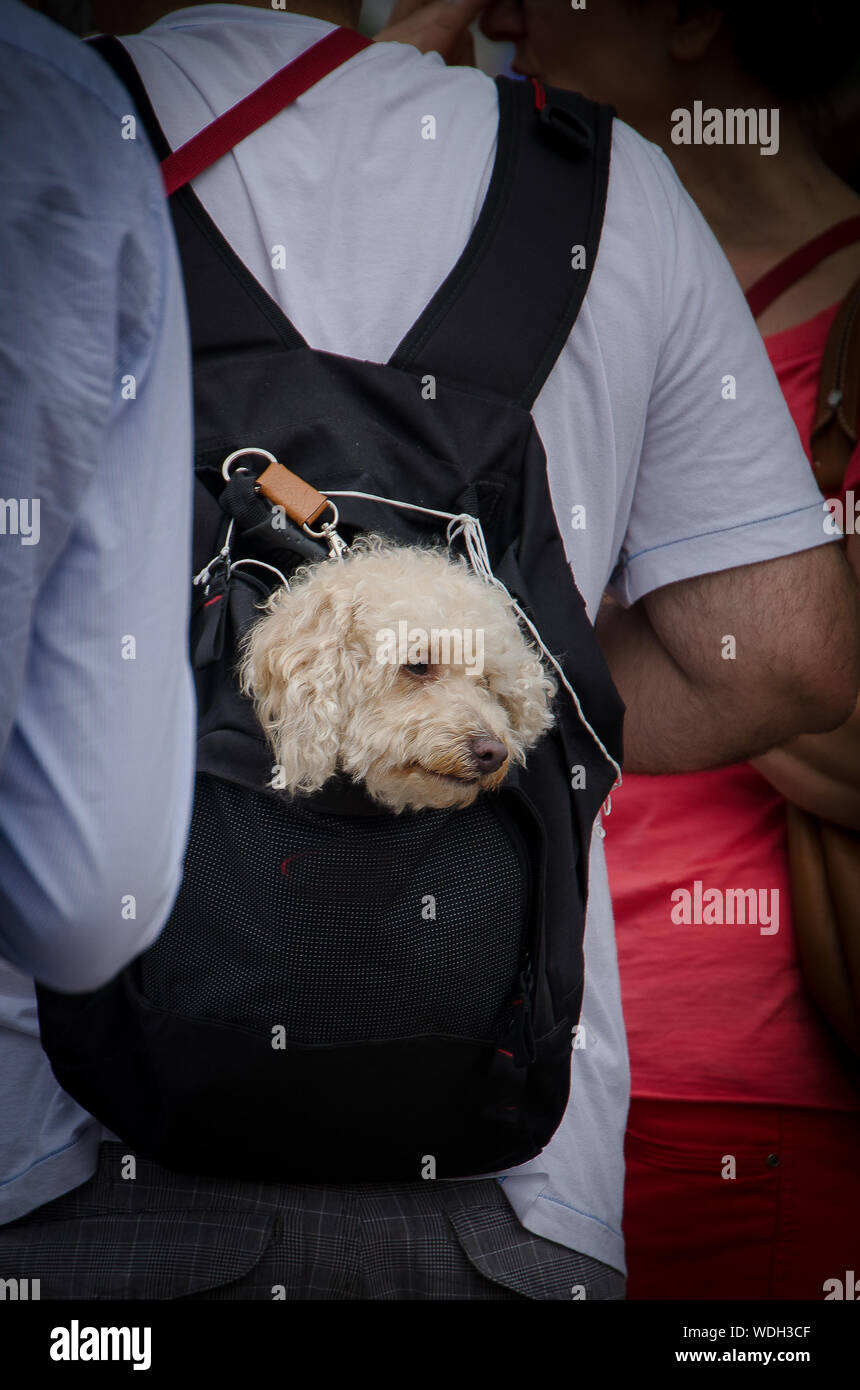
[160,26,372,196]
[810,272,860,493]
[744,216,860,495]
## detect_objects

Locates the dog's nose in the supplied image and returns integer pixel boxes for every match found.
[469,735,507,775]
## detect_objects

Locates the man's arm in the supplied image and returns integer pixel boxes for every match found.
[0,27,194,992]
[749,530,860,827]
[597,541,860,774]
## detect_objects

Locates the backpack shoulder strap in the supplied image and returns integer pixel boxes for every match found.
[390,76,613,410]
[87,34,308,357]
[91,35,611,412]
[811,272,860,493]
[88,34,172,160]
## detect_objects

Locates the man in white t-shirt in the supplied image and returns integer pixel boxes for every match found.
[2,0,856,1299]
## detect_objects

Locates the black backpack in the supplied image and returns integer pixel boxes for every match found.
[35,32,623,1182]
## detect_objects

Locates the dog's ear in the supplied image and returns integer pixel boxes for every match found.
[238,570,353,795]
[494,647,557,758]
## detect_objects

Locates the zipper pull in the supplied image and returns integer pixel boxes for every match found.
[515,964,537,1064]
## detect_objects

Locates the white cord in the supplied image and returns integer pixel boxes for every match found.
[193,518,290,593]
[327,489,622,804]
[229,558,290,590]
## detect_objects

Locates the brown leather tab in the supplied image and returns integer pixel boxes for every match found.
[256,461,330,528]
[811,274,860,493]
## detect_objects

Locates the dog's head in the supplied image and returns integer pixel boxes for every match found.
[238,538,556,813]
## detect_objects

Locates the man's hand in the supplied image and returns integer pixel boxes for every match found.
[377,0,487,65]
[749,713,860,829]
[597,542,860,775]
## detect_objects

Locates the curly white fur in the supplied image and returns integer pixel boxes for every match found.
[238,537,556,813]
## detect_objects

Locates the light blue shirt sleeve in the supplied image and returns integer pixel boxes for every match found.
[0,4,195,991]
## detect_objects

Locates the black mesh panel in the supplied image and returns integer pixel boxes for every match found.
[140,774,528,1044]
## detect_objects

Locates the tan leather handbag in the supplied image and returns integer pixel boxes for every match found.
[785,273,860,1054]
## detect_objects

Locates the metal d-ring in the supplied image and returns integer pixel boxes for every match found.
[221,446,278,482]
[302,500,340,539]
[220,448,347,563]
[304,503,348,562]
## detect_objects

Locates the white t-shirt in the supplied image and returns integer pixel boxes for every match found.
[122,4,831,1274]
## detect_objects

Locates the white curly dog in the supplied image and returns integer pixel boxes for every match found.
[238,538,556,813]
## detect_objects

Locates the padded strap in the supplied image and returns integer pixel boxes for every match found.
[390,76,613,409]
[89,34,308,356]
[92,34,611,414]
[88,34,172,160]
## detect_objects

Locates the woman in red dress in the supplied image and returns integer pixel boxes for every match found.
[471,0,860,1298]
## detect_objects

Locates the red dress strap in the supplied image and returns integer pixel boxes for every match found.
[745,214,860,317]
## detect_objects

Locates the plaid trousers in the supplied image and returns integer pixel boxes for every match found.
[0,1143,624,1300]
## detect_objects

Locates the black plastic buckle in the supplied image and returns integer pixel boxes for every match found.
[538,102,594,159]
[483,1032,528,1125]
[219,471,327,564]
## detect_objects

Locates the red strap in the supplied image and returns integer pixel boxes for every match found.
[745,214,860,318]
[161,27,373,196]
[529,76,547,111]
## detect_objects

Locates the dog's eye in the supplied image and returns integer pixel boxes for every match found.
[404,662,431,678]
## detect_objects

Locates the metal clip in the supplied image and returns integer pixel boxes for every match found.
[320,521,348,562]
[304,502,348,563]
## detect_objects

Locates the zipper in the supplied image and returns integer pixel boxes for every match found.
[512,956,537,1065]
